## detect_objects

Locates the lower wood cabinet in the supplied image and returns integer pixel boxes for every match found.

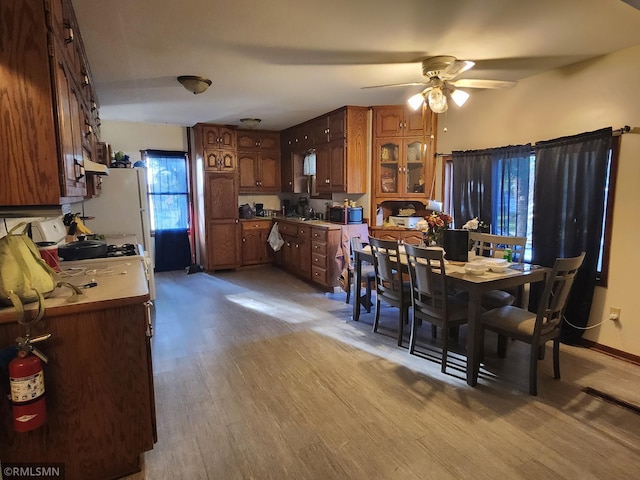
[0,301,155,480]
[369,227,423,245]
[273,219,342,290]
[202,173,240,271]
[241,219,273,266]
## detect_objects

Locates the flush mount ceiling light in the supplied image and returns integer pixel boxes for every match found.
[177,75,212,95]
[240,118,262,129]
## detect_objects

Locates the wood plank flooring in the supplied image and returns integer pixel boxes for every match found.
[126,265,640,479]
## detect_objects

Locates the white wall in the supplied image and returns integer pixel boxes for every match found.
[101,121,188,163]
[437,45,640,356]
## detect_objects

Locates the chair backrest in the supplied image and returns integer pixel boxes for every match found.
[368,236,405,302]
[350,235,365,259]
[404,244,449,323]
[469,232,526,264]
[534,252,585,336]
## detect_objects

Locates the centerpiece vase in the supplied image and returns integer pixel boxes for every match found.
[424,227,445,247]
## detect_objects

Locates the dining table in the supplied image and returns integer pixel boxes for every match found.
[351,244,549,387]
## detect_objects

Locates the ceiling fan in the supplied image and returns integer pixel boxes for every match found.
[363,55,516,113]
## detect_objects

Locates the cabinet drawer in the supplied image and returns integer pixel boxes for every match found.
[298,225,311,238]
[311,266,328,285]
[311,228,328,242]
[242,220,271,232]
[311,252,327,269]
[311,241,327,255]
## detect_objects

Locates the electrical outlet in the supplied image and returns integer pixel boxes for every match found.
[609,307,621,321]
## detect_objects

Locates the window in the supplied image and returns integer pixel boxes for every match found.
[446,138,617,282]
[141,150,190,233]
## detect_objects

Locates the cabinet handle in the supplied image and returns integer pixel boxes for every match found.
[242,238,246,243]
[64,24,74,44]
[75,160,85,181]
[144,300,154,338]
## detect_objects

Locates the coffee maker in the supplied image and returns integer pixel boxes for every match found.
[255,203,265,217]
[297,197,308,216]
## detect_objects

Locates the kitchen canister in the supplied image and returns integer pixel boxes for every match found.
[36,242,61,272]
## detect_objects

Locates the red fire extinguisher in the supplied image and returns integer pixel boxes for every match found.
[9,334,51,432]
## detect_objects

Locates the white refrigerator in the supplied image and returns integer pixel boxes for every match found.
[80,168,156,298]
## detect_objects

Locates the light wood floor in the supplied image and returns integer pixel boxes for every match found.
[126,265,640,479]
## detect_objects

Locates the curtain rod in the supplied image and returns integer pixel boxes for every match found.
[435,125,635,157]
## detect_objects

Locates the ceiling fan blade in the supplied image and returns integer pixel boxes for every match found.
[450,78,517,89]
[361,81,430,89]
[440,59,475,80]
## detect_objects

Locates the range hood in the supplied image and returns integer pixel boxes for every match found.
[84,159,109,175]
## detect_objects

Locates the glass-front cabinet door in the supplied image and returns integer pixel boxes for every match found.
[405,140,426,194]
[376,139,400,195]
[375,138,426,197]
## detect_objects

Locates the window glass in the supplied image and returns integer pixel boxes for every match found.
[143,151,189,232]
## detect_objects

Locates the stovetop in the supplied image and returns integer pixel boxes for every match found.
[107,243,138,257]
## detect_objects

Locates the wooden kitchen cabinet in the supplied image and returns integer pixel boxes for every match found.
[197,124,237,172]
[371,105,438,219]
[238,130,281,193]
[1,0,102,207]
[281,106,368,196]
[273,219,342,290]
[241,219,273,265]
[374,136,427,198]
[0,263,155,480]
[373,105,425,137]
[203,172,240,271]
[192,124,242,272]
[369,227,423,245]
[298,224,312,279]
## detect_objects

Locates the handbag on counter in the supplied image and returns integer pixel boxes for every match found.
[0,224,82,323]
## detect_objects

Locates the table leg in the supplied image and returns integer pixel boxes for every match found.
[466,287,482,386]
[352,252,363,322]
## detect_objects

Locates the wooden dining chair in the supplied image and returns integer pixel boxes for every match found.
[468,232,527,309]
[368,237,412,346]
[345,235,375,313]
[477,252,585,395]
[404,244,469,373]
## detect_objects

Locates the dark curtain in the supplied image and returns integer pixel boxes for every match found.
[532,127,612,344]
[491,145,532,238]
[451,149,493,229]
[154,229,192,272]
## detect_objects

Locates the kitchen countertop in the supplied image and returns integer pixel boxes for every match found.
[0,257,149,325]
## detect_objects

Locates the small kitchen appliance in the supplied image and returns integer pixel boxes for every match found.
[329,206,363,224]
[388,216,422,228]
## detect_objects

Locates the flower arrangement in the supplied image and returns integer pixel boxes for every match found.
[422,211,453,246]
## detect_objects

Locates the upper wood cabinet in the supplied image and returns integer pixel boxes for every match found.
[237,130,281,193]
[373,105,426,137]
[1,0,102,207]
[371,105,438,205]
[280,106,369,195]
[195,124,237,172]
[237,130,279,152]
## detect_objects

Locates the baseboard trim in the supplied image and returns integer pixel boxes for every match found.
[578,339,640,366]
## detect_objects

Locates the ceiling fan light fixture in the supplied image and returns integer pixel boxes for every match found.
[427,87,448,113]
[408,92,425,111]
[177,75,212,95]
[450,88,470,107]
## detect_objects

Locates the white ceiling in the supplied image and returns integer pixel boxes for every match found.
[71,0,640,131]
